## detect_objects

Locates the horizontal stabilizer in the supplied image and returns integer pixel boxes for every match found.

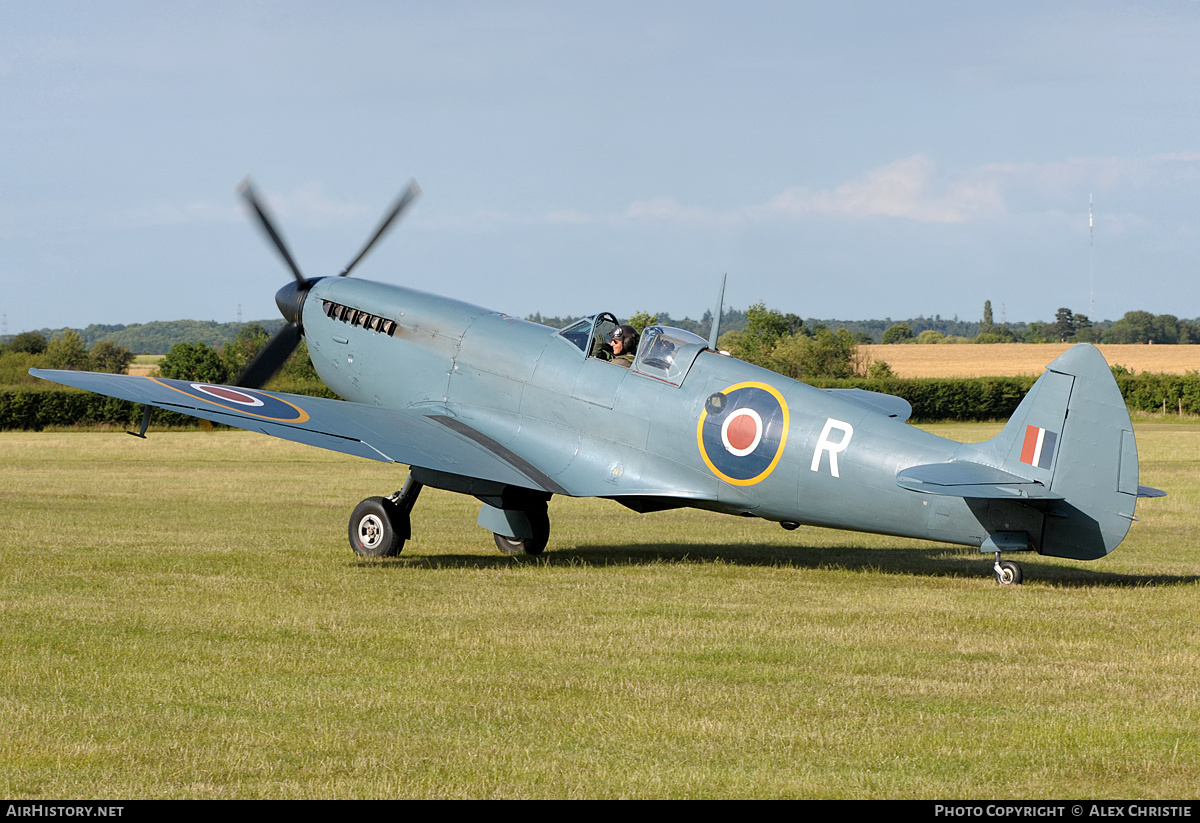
[823,388,912,421]
[1137,485,1167,498]
[896,461,1063,500]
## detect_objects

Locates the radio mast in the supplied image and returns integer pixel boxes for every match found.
[1089,195,1094,319]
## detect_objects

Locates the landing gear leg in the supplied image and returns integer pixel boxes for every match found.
[387,476,423,525]
[348,476,423,557]
[983,534,1029,586]
[993,552,1023,586]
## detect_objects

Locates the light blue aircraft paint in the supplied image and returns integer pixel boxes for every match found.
[32,181,1165,585]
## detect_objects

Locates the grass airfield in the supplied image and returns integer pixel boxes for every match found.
[1,423,1197,799]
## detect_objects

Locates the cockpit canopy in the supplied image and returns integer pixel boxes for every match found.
[558,313,619,359]
[633,325,708,385]
[557,314,708,386]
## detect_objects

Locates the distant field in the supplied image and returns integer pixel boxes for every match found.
[129,354,163,377]
[861,343,1200,378]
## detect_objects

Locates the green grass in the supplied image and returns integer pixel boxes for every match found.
[1,422,1197,798]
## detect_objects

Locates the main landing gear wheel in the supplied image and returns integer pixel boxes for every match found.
[349,496,406,557]
[493,506,549,556]
[994,559,1023,586]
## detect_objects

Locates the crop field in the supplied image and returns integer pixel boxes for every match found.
[1,425,1197,799]
[127,355,163,377]
[861,343,1200,378]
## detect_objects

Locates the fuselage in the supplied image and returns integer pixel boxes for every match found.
[299,276,1006,549]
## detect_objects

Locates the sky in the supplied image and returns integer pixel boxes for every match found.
[3,1,1199,335]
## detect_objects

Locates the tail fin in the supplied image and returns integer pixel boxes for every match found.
[975,343,1141,559]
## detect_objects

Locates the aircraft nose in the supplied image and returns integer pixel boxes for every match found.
[275,278,316,326]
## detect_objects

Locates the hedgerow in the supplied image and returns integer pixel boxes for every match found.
[814,372,1200,422]
[0,383,336,430]
[5,373,1200,430]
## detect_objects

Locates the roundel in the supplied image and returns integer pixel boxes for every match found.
[697,381,789,485]
[150,378,310,423]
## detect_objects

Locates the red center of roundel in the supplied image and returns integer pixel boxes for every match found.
[726,413,759,451]
[198,385,259,404]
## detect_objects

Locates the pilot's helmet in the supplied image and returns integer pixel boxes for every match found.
[612,325,640,351]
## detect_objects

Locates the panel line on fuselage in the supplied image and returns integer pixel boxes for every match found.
[428,414,569,495]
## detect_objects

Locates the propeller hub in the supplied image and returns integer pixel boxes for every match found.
[275,278,318,326]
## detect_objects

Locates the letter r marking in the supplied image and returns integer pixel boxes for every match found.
[811,418,854,478]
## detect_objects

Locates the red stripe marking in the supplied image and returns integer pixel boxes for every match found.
[1020,425,1040,465]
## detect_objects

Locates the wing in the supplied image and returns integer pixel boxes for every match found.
[30,369,566,494]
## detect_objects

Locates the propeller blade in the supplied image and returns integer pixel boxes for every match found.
[338,180,421,277]
[235,177,419,387]
[235,322,302,388]
[238,179,307,286]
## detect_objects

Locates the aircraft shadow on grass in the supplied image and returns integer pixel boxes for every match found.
[356,542,1198,588]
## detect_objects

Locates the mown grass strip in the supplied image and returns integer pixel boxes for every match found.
[1,423,1196,798]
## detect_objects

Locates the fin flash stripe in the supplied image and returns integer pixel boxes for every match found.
[1020,425,1057,470]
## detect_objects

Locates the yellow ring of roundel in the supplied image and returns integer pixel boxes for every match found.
[696,380,790,486]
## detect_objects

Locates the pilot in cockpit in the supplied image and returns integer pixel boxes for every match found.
[609,325,640,368]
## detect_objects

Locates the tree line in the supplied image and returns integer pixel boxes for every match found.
[1,330,135,385]
[6,301,1197,393]
[7,302,1197,359]
[3,320,284,356]
[0,324,322,392]
[880,302,1200,345]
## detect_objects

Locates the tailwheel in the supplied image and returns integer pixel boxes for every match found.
[994,559,1023,586]
[493,505,549,556]
[349,496,406,557]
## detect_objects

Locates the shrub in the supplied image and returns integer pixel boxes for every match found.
[157,342,230,383]
[882,323,915,344]
[867,360,894,379]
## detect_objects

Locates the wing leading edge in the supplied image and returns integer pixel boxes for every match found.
[30,369,564,494]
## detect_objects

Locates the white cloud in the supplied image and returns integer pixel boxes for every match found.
[757,155,1004,223]
[117,199,237,228]
[266,183,372,226]
[416,152,1200,233]
[624,197,725,223]
[116,183,375,230]
[545,209,595,225]
[615,155,1004,226]
[619,152,1200,227]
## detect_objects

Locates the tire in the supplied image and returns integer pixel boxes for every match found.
[494,533,529,555]
[995,560,1023,586]
[492,506,549,556]
[349,496,405,557]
